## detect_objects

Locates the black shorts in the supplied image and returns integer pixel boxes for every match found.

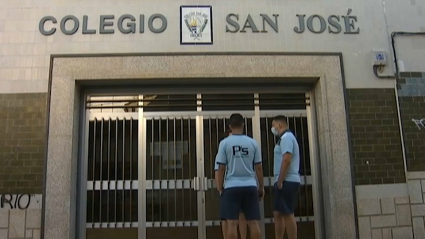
[220,186,260,221]
[273,181,300,215]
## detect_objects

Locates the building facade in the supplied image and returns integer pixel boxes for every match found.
[0,0,424,239]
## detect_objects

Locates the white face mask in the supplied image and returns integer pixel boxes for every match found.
[271,127,279,136]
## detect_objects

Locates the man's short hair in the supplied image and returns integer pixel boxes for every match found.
[272,115,288,124]
[229,113,244,128]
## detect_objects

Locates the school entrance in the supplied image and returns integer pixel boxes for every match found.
[80,91,321,239]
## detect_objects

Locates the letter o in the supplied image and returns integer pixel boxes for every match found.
[39,16,57,36]
[306,15,326,34]
[60,15,80,35]
[148,14,167,33]
[17,194,31,210]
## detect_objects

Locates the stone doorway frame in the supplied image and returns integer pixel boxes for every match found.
[42,53,358,239]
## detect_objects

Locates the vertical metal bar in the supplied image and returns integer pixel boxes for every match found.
[215,118,220,195]
[245,117,248,135]
[181,118,185,222]
[253,93,265,239]
[99,119,104,225]
[209,119,212,180]
[215,118,219,179]
[92,119,97,224]
[99,117,105,227]
[107,118,111,227]
[293,116,302,218]
[265,117,273,209]
[159,119,162,224]
[188,119,192,222]
[301,116,309,217]
[115,120,118,226]
[122,120,125,224]
[196,92,206,239]
[306,91,324,239]
[139,95,147,239]
[151,119,155,223]
[166,118,170,225]
[174,118,177,223]
[130,118,133,224]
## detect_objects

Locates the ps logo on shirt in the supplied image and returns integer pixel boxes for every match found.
[232,146,249,156]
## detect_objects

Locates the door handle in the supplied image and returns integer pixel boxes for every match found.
[203,177,208,191]
[192,177,197,191]
[192,177,201,191]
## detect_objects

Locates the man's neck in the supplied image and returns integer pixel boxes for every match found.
[279,127,289,135]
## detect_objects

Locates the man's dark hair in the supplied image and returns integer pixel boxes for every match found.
[272,115,288,124]
[229,113,244,128]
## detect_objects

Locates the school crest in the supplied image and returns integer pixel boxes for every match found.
[180,6,213,44]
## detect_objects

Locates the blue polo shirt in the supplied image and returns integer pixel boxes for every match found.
[274,130,301,183]
[215,134,262,189]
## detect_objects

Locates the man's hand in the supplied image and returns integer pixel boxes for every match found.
[277,181,283,190]
[258,187,265,201]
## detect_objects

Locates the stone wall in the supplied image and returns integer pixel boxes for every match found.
[0,209,41,239]
[356,184,414,239]
[0,93,47,194]
[406,173,425,239]
[357,196,413,239]
[397,72,425,171]
[347,89,405,185]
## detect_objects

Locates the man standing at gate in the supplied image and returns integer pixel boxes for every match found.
[215,130,248,239]
[271,115,301,239]
[215,113,264,239]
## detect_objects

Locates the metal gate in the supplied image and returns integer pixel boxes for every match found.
[80,93,321,239]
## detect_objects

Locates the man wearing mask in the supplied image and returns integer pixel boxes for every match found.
[215,113,264,239]
[271,115,301,239]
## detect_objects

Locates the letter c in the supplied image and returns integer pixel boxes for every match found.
[39,16,57,36]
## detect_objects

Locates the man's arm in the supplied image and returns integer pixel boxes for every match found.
[277,153,292,185]
[216,165,226,193]
[255,164,264,188]
[277,136,294,185]
[254,143,264,190]
[214,141,227,193]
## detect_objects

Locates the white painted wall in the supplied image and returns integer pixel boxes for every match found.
[383,0,425,72]
[1,0,421,93]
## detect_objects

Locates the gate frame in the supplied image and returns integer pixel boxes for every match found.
[42,53,358,239]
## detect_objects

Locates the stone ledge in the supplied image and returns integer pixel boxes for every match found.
[381,198,396,214]
[412,217,425,239]
[0,210,8,228]
[356,184,408,199]
[395,197,410,205]
[411,205,425,217]
[0,229,8,239]
[371,215,397,228]
[396,205,412,226]
[408,180,423,204]
[358,198,382,216]
[407,172,425,180]
[392,227,413,239]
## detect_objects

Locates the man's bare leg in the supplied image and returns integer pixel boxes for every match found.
[283,214,297,239]
[238,213,247,239]
[273,211,285,239]
[227,220,239,239]
[221,220,228,239]
[246,220,261,239]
